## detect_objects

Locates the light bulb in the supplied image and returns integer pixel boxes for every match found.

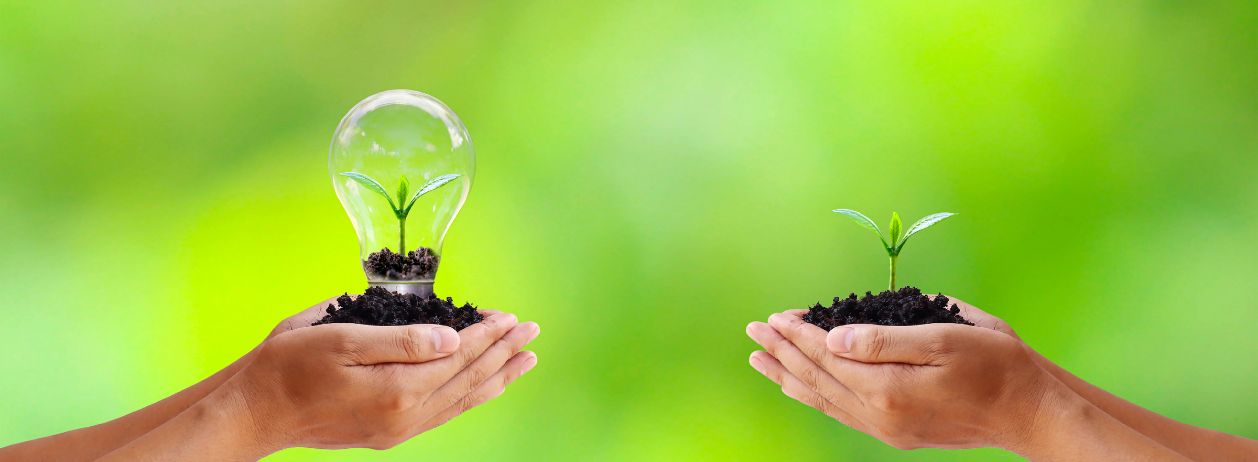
[329,90,474,296]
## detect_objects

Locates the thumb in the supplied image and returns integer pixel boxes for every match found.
[325,323,462,365]
[827,324,951,365]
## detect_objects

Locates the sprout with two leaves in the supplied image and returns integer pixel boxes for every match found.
[832,209,956,291]
[340,172,461,253]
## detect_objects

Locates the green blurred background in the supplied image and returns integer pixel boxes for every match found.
[3,1,1257,460]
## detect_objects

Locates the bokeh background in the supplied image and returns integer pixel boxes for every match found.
[3,1,1258,460]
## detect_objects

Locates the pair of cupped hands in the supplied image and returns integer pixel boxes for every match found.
[746,298,1049,453]
[746,297,1228,461]
[212,302,539,455]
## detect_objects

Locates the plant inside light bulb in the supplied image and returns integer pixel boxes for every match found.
[330,90,475,296]
[339,172,461,252]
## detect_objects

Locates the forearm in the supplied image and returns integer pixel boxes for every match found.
[1009,382,1191,462]
[96,384,278,462]
[0,346,259,461]
[1029,348,1258,461]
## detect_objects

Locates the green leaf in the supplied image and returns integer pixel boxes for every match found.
[832,208,892,252]
[896,212,956,252]
[889,212,902,248]
[396,175,410,208]
[832,209,880,234]
[340,172,399,212]
[402,173,462,215]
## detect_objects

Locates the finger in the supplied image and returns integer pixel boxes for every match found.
[746,322,865,409]
[928,295,1019,339]
[419,312,520,383]
[424,322,540,409]
[308,295,341,312]
[827,324,956,366]
[762,313,890,392]
[768,312,834,365]
[414,350,538,433]
[271,296,341,337]
[749,351,870,433]
[324,323,462,365]
[925,294,982,322]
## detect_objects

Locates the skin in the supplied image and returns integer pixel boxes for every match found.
[746,307,1209,460]
[1,298,538,461]
[744,298,1258,460]
[947,297,1258,461]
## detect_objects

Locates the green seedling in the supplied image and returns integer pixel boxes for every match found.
[832,209,956,291]
[341,172,461,252]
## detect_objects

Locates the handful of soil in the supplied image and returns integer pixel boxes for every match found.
[802,286,972,331]
[364,247,440,281]
[315,286,483,329]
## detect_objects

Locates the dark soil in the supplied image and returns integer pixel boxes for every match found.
[364,247,440,280]
[802,286,973,331]
[314,286,483,329]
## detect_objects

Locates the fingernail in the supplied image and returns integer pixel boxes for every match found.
[526,322,541,340]
[523,353,539,372]
[432,326,459,353]
[828,326,854,353]
[745,322,766,337]
[749,354,766,374]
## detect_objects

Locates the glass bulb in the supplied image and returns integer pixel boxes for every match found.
[329,90,474,296]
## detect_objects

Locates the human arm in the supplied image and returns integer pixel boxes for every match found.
[0,297,337,461]
[98,312,539,460]
[746,312,1191,460]
[949,298,1258,461]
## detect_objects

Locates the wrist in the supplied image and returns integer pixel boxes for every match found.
[203,381,290,458]
[1000,377,1095,459]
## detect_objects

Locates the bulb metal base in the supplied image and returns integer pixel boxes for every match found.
[369,281,435,297]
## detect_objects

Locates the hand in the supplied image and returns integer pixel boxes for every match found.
[0,298,360,462]
[223,312,540,453]
[746,312,1052,451]
[933,295,1019,340]
[269,296,339,339]
[930,298,1257,460]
